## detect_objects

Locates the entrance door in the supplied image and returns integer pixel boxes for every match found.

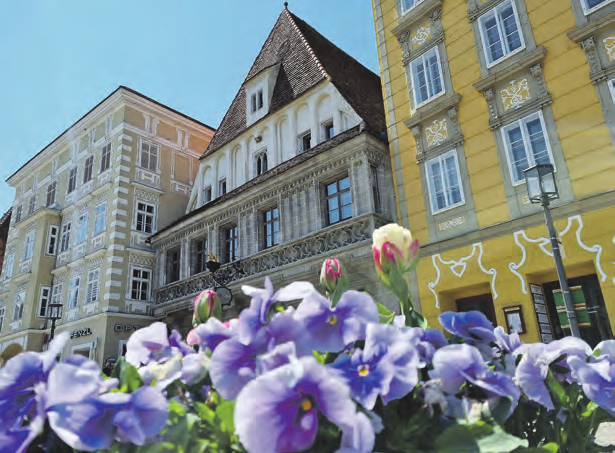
[455,293,497,326]
[542,274,613,348]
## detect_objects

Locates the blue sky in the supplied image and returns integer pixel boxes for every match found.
[0,0,379,213]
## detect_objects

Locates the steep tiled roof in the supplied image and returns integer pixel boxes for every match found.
[202,8,385,157]
[0,208,12,229]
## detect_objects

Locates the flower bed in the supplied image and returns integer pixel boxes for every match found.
[1,224,614,453]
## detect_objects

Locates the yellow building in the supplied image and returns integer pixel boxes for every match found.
[372,0,615,345]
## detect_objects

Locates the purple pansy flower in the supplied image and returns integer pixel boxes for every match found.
[568,357,615,416]
[234,356,357,453]
[592,340,615,363]
[338,411,380,453]
[494,326,524,355]
[125,322,171,367]
[239,277,314,344]
[187,317,235,353]
[295,290,379,353]
[515,343,560,410]
[439,311,496,344]
[169,330,195,357]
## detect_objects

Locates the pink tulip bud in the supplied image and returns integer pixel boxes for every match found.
[194,289,219,324]
[372,224,420,277]
[320,258,348,294]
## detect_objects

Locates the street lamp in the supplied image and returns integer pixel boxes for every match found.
[523,164,580,338]
[47,303,63,341]
[205,257,244,307]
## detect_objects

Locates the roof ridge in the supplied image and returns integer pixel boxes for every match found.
[283,9,328,78]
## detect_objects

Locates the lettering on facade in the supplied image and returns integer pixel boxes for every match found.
[438,216,466,231]
[114,324,145,333]
[70,327,92,339]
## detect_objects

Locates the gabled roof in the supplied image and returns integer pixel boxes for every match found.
[0,208,12,229]
[201,8,385,158]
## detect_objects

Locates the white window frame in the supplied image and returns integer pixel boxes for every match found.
[71,341,95,360]
[298,130,312,152]
[100,142,112,173]
[37,286,51,318]
[67,167,78,193]
[130,266,151,301]
[86,268,100,303]
[425,149,466,214]
[139,140,159,172]
[14,205,22,223]
[203,185,212,203]
[135,200,156,233]
[77,213,88,244]
[322,119,334,141]
[68,276,80,308]
[254,149,268,177]
[46,181,57,207]
[23,232,35,260]
[581,0,614,15]
[83,155,94,183]
[478,0,525,68]
[401,0,425,15]
[500,111,555,186]
[13,292,25,321]
[60,222,71,252]
[409,46,446,108]
[608,78,615,102]
[28,195,36,215]
[0,307,5,332]
[218,178,227,196]
[250,89,264,113]
[47,225,59,255]
[51,284,63,307]
[94,203,106,236]
[4,254,14,279]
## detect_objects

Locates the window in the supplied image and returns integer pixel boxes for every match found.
[77,213,88,244]
[426,150,465,213]
[501,112,553,184]
[371,165,382,213]
[0,307,4,332]
[401,0,424,14]
[322,120,334,140]
[203,186,212,203]
[4,254,14,279]
[86,269,100,303]
[14,205,22,223]
[13,292,24,321]
[224,225,239,263]
[68,276,80,308]
[256,152,268,176]
[251,90,264,112]
[100,142,112,172]
[51,284,63,307]
[135,202,155,233]
[60,223,71,252]
[326,176,352,225]
[131,268,151,300]
[28,195,36,215]
[263,208,279,249]
[46,182,57,207]
[219,178,227,196]
[140,141,159,172]
[38,286,51,318]
[299,131,312,152]
[68,167,78,193]
[581,0,614,14]
[166,248,181,283]
[409,47,444,106]
[478,1,524,66]
[23,232,35,260]
[83,155,94,183]
[94,203,106,235]
[47,226,59,255]
[194,237,208,275]
[608,79,615,102]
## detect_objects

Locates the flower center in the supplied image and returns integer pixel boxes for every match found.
[327,314,338,325]
[358,364,369,377]
[301,397,312,412]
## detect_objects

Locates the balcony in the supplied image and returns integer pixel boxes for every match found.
[153,213,388,311]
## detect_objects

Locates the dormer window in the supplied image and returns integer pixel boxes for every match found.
[251,90,264,113]
[203,186,212,203]
[299,131,312,152]
[322,120,334,141]
[256,151,268,176]
[219,178,227,196]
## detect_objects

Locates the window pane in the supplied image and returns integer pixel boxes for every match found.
[329,209,340,224]
[341,205,352,219]
[429,161,446,210]
[500,6,522,52]
[444,155,462,205]
[414,61,429,103]
[484,15,504,62]
[340,191,351,207]
[588,0,607,7]
[427,54,443,96]
[507,126,529,181]
[328,197,339,210]
[327,182,338,195]
[526,119,550,165]
[339,177,350,190]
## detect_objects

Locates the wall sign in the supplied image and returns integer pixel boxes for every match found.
[503,305,526,335]
[529,283,554,343]
[114,324,145,333]
[438,216,466,231]
[70,327,92,339]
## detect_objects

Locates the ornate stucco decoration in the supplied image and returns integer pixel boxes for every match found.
[412,126,424,161]
[581,37,603,77]
[411,24,432,49]
[604,36,615,62]
[425,119,448,147]
[500,79,531,111]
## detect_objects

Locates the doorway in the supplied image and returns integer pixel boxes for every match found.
[455,293,497,326]
[542,274,612,348]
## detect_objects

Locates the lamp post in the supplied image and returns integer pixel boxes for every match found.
[47,303,63,341]
[205,258,244,307]
[523,164,580,338]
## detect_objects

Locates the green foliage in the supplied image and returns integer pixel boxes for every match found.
[110,357,143,393]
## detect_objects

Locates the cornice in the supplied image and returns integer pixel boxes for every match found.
[12,206,60,230]
[567,11,615,43]
[472,46,547,92]
[391,0,444,37]
[403,92,462,130]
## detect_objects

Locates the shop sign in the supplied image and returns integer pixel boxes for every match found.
[70,327,92,339]
[114,324,145,333]
[529,283,553,343]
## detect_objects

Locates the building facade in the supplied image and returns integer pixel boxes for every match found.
[373,0,615,345]
[0,209,11,276]
[151,7,397,335]
[0,87,214,365]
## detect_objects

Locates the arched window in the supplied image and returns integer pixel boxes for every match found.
[256,151,268,176]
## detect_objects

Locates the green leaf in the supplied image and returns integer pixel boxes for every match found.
[216,400,236,433]
[312,351,326,364]
[545,370,569,408]
[434,425,481,453]
[376,302,396,324]
[168,399,187,417]
[476,427,528,452]
[194,401,216,425]
[111,357,143,393]
[512,444,559,453]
